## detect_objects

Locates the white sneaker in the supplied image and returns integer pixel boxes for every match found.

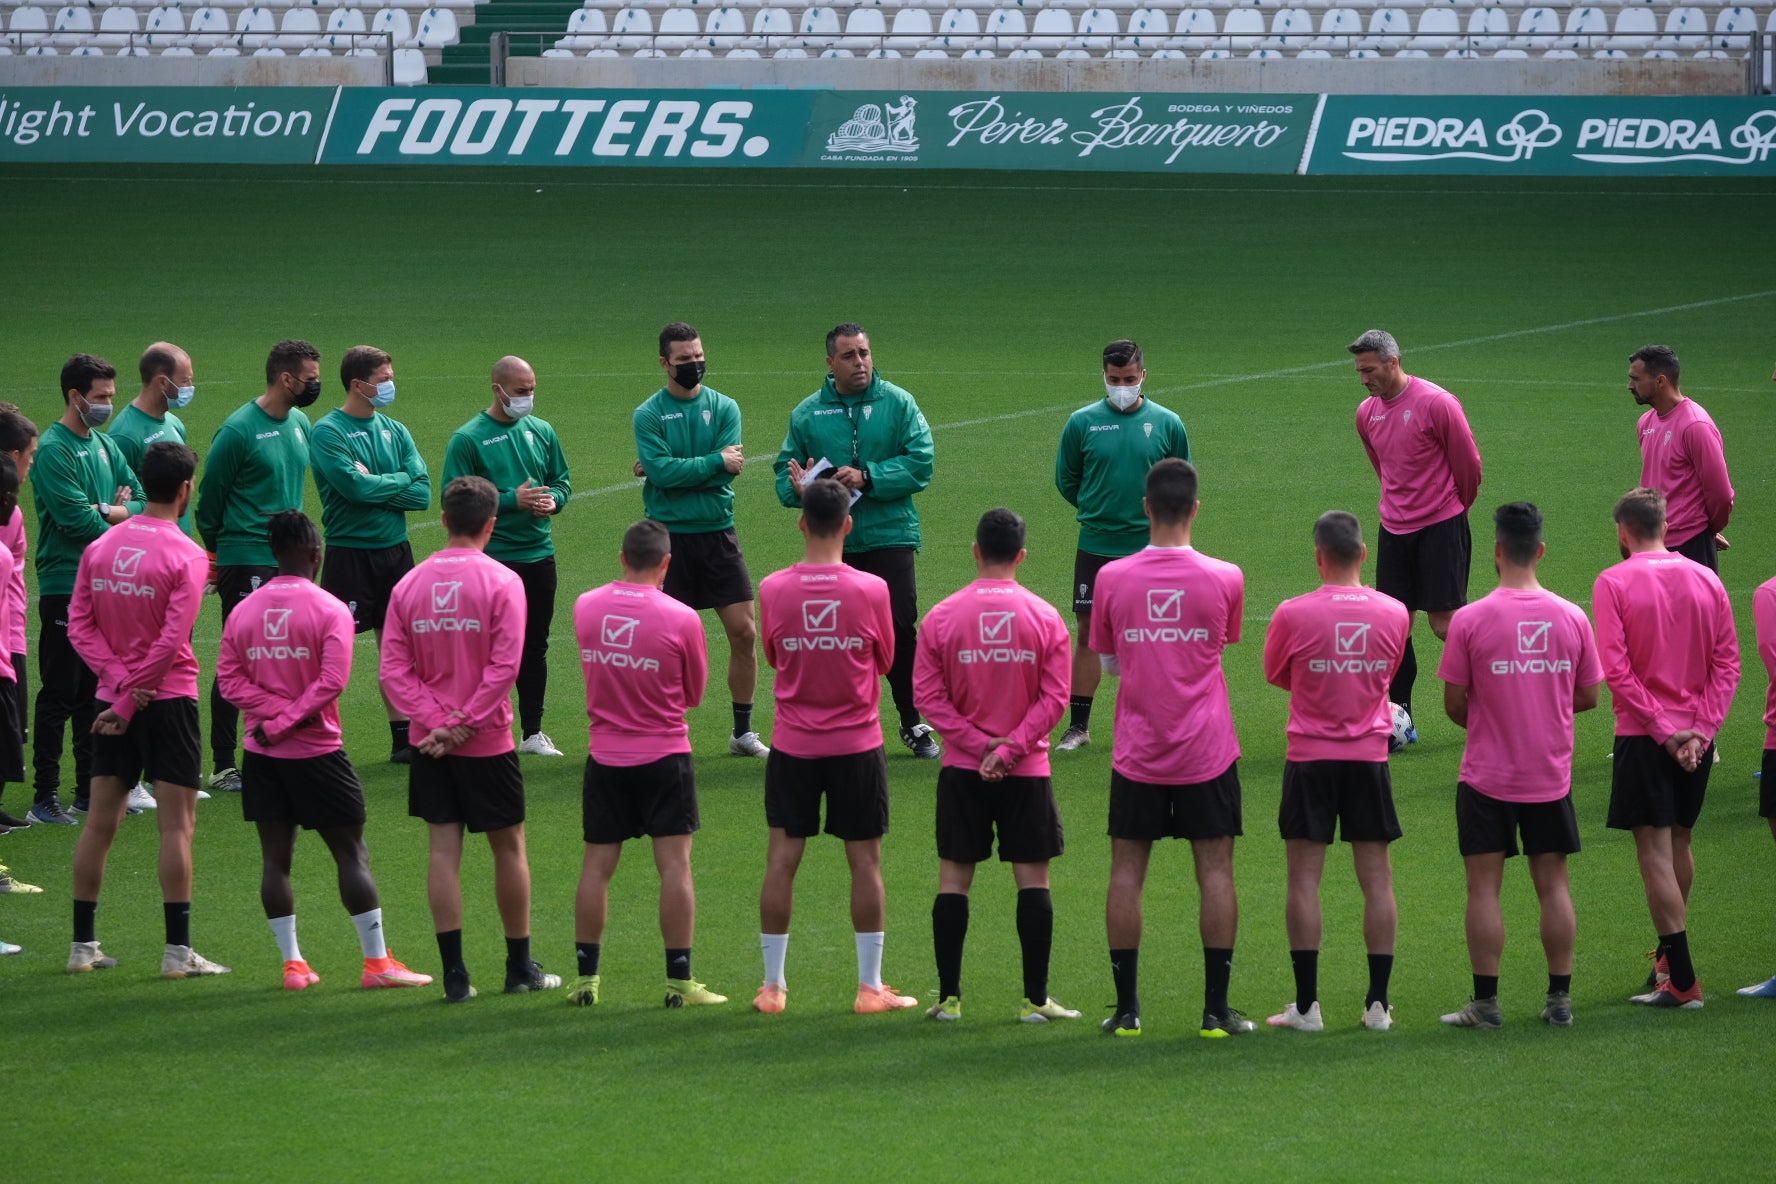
[128,782,158,810]
[196,788,211,801]
[1266,1001,1324,1031]
[518,732,563,757]
[1362,1000,1395,1030]
[1055,725,1091,752]
[67,940,119,974]
[728,731,770,758]
[162,944,232,979]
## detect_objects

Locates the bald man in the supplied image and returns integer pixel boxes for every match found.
[442,357,573,756]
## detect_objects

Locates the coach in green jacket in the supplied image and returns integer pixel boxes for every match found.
[773,323,939,758]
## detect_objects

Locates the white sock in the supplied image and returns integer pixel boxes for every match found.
[760,932,788,989]
[268,915,301,963]
[856,931,885,990]
[351,908,387,960]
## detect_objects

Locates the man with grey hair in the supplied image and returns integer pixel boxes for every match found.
[1350,329,1482,747]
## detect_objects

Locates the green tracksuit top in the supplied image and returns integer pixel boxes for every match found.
[634,385,741,534]
[195,400,313,567]
[107,402,192,535]
[772,372,934,554]
[31,420,146,597]
[310,407,432,550]
[442,410,571,564]
[1055,395,1192,558]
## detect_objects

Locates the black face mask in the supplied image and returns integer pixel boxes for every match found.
[293,378,322,408]
[672,361,706,390]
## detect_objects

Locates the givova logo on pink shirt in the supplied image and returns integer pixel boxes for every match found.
[249,607,310,660]
[112,548,145,578]
[413,580,480,633]
[978,611,1015,645]
[782,598,862,652]
[1123,588,1208,644]
[1517,621,1551,654]
[1310,622,1390,674]
[961,609,1035,665]
[601,615,639,648]
[1490,621,1571,676]
[583,615,658,672]
[1146,588,1185,622]
[92,546,156,599]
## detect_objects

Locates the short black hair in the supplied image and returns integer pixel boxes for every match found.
[975,507,1025,564]
[0,454,17,505]
[1613,486,1666,542]
[61,353,116,402]
[1145,458,1199,526]
[659,322,699,359]
[1494,502,1544,567]
[443,475,499,537]
[1630,344,1680,386]
[1103,339,1143,370]
[0,405,38,455]
[266,339,321,385]
[826,323,867,357]
[140,441,197,504]
[268,509,320,561]
[1313,510,1363,564]
[622,519,671,570]
[802,478,851,538]
[340,345,391,391]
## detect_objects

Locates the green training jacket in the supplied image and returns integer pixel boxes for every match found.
[442,410,571,564]
[31,420,146,596]
[1055,396,1191,558]
[195,400,313,567]
[634,385,741,534]
[310,407,432,549]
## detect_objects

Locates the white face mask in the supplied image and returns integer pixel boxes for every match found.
[1106,382,1141,411]
[497,384,533,419]
[369,379,397,409]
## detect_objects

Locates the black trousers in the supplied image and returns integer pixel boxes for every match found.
[210,565,277,771]
[32,593,95,801]
[843,546,921,728]
[501,556,557,737]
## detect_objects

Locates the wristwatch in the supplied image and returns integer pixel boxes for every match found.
[859,467,873,493]
[98,502,113,519]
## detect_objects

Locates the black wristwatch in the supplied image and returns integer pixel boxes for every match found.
[859,466,873,493]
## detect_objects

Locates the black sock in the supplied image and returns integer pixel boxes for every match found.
[666,947,692,981]
[1069,695,1094,731]
[732,703,752,738]
[1389,636,1417,715]
[390,720,410,751]
[1203,947,1233,1016]
[73,899,97,944]
[932,893,968,1000]
[436,928,464,973]
[1110,948,1140,1015]
[901,712,923,734]
[1661,930,1696,991]
[505,935,531,973]
[1290,949,1319,1014]
[1016,888,1054,1005]
[1549,973,1572,995]
[576,943,601,978]
[1366,953,1395,1008]
[164,901,191,948]
[1474,973,1499,1000]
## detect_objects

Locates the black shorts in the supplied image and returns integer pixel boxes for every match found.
[408,749,525,833]
[0,677,23,783]
[1108,761,1243,842]
[321,542,416,634]
[661,528,753,611]
[217,565,279,624]
[1375,513,1470,614]
[764,746,889,841]
[1456,782,1580,857]
[1607,734,1711,831]
[1668,529,1718,573]
[1763,750,1776,819]
[1278,759,1401,844]
[935,766,1065,864]
[241,748,367,831]
[90,696,202,789]
[582,752,699,844]
[1072,550,1120,614]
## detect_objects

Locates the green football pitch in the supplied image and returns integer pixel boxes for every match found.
[1,164,1774,1180]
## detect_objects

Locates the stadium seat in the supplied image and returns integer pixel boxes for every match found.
[723,44,759,55]
[141,6,183,48]
[4,4,49,43]
[1556,5,1606,52]
[1073,6,1118,47]
[985,5,1028,49]
[205,43,237,54]
[607,6,651,48]
[934,6,979,48]
[1116,6,1165,49]
[324,6,364,49]
[392,42,425,80]
[794,4,838,47]
[749,5,789,48]
[1608,6,1656,48]
[654,5,698,47]
[1166,7,1214,47]
[1541,46,1577,57]
[679,45,713,54]
[1312,6,1361,49]
[94,5,140,47]
[839,6,886,50]
[252,44,284,54]
[885,6,931,48]
[1028,6,1070,48]
[1413,6,1458,48]
[1264,6,1312,48]
[48,4,92,45]
[69,42,101,54]
[276,6,319,47]
[1491,46,1526,56]
[1361,5,1408,49]
[1655,6,1704,51]
[232,5,274,47]
[368,6,412,47]
[702,5,743,48]
[1510,4,1556,49]
[1466,4,1507,49]
[186,5,229,47]
[1711,5,1753,50]
[865,45,900,55]
[1220,6,1262,48]
[770,42,806,54]
[959,43,992,54]
[412,6,455,46]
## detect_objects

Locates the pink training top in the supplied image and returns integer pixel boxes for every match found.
[67,515,205,720]
[759,561,893,758]
[1592,551,1739,743]
[1755,576,1776,751]
[1637,398,1733,548]
[913,578,1071,776]
[1,507,24,657]
[217,575,355,758]
[1090,546,1243,785]
[1263,583,1409,763]
[1438,587,1603,802]
[0,544,14,683]
[380,546,525,758]
[1356,375,1483,535]
[574,579,709,767]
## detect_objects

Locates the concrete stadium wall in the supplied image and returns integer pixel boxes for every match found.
[0,56,387,86]
[507,56,1751,95]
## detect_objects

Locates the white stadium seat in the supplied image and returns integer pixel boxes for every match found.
[702,5,743,48]
[369,6,413,47]
[1466,4,1508,49]
[49,4,92,45]
[1168,7,1215,48]
[232,5,275,47]
[412,6,456,46]
[794,3,838,46]
[1264,5,1313,48]
[1117,6,1166,50]
[1028,6,1071,48]
[934,5,980,48]
[324,6,365,49]
[392,43,425,80]
[1361,5,1409,49]
[985,6,1028,50]
[1609,6,1657,49]
[94,5,140,47]
[1313,7,1362,49]
[886,6,931,48]
[749,5,790,48]
[1511,4,1558,49]
[654,5,699,47]
[1557,5,1607,52]
[276,6,319,48]
[1654,5,1705,51]
[839,6,886,49]
[1220,7,1263,49]
[1413,6,1459,49]
[1711,5,1754,50]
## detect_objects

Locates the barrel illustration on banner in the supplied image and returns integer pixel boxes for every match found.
[826,96,919,155]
